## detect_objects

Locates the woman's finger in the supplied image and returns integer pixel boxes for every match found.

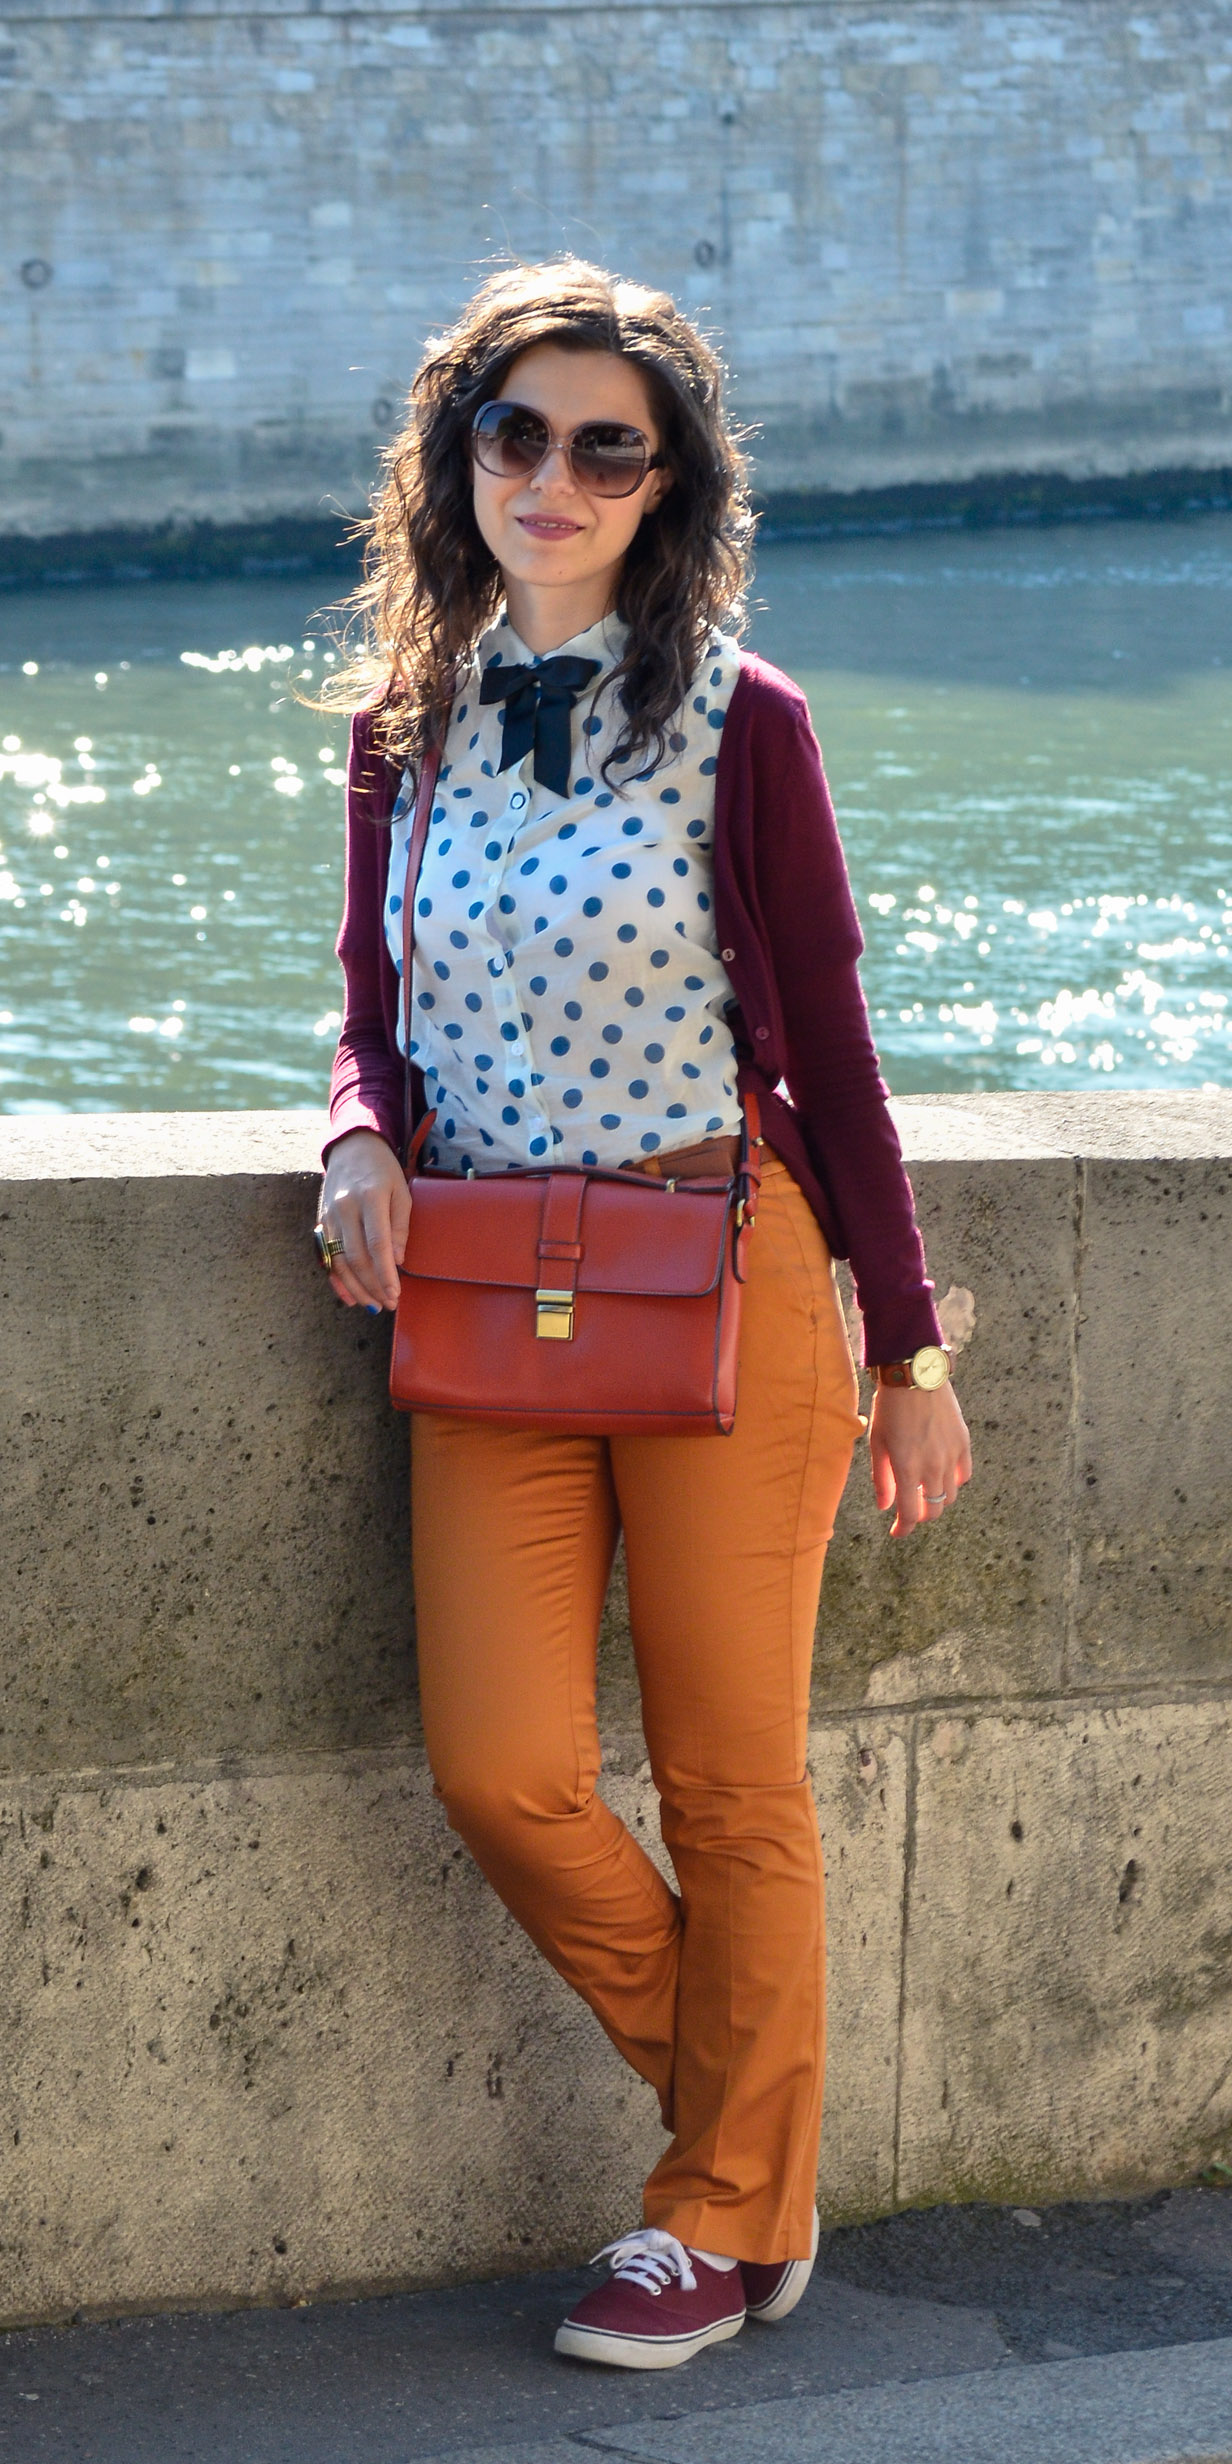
[319,1204,387,1311]
[361,1190,405,1311]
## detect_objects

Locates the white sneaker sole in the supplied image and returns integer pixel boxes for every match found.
[555,2308,745,2370]
[745,2206,820,2324]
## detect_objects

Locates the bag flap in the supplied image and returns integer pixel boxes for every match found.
[401,1172,731,1299]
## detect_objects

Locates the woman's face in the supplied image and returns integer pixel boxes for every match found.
[470,344,670,611]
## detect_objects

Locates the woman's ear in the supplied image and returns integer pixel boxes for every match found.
[644,466,673,515]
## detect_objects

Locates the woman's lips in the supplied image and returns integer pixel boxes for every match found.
[517,515,584,537]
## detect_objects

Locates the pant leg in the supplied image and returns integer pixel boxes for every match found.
[411,1413,682,2112]
[610,1156,864,2264]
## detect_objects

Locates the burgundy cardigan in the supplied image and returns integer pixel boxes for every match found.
[327,650,943,1365]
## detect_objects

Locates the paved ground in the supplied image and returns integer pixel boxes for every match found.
[2,2187,1230,2462]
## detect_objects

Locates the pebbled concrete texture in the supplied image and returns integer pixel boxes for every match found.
[2,1098,1232,2319]
[1,2190,1231,2463]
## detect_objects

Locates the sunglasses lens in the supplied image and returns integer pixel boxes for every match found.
[473,403,550,477]
[570,425,650,497]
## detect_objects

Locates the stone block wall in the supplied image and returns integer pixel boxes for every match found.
[0,1092,1229,2326]
[2,2,1232,543]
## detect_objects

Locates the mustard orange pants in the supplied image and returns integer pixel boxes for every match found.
[410,1156,864,2264]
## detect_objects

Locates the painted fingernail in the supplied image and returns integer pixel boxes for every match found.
[366,1303,381,1316]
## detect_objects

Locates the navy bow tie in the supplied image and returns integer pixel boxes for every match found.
[478,654,602,799]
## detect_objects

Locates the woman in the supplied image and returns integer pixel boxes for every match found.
[316,259,970,2370]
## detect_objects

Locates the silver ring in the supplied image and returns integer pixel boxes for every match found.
[923,1493,947,1505]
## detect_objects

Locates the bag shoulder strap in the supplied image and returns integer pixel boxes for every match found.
[400,743,443,1158]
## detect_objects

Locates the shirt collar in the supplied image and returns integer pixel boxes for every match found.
[477,606,629,677]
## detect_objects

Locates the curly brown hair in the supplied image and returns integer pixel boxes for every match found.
[315,257,754,783]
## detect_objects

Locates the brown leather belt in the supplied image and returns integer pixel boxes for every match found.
[623,1133,741,1181]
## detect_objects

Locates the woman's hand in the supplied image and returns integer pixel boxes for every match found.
[868,1380,972,1537]
[317,1130,410,1312]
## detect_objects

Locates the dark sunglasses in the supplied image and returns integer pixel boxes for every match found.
[471,399,666,500]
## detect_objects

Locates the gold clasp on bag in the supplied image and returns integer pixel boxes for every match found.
[535,1288,575,1340]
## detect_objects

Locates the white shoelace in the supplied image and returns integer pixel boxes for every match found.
[591,2226,698,2295]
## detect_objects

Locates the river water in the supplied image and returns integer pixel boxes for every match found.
[2,516,1231,1114]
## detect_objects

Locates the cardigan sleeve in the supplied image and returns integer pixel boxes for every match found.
[324,711,405,1164]
[752,695,944,1364]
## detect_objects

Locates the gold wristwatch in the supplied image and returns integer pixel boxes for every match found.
[874,1345,952,1391]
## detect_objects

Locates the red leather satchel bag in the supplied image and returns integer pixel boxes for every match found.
[388,749,761,1436]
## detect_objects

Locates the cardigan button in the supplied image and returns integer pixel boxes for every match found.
[721,947,736,963]
[754,1026,770,1041]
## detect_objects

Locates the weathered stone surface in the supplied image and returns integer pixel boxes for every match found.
[819,1160,1076,1710]
[0,1164,417,1773]
[810,1718,910,2225]
[1072,1157,1232,1687]
[896,1699,1232,2210]
[3,4,1232,540]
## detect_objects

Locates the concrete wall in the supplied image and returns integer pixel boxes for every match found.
[1,1091,1230,2328]
[3,2,1232,547]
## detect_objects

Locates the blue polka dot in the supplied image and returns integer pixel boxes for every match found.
[432,806,446,824]
[500,1023,518,1041]
[418,897,433,916]
[697,894,710,913]
[707,708,724,729]
[650,950,669,969]
[499,895,516,915]
[468,901,484,919]
[470,735,480,752]
[558,822,577,839]
[564,1000,582,1021]
[644,1042,665,1062]
[457,705,468,721]
[687,820,706,838]
[675,920,686,936]
[589,962,609,982]
[481,759,494,776]
[550,876,568,894]
[465,992,483,1013]
[444,1022,463,1041]
[640,1131,661,1152]
[550,1035,570,1056]
[602,1024,623,1045]
[551,1126,565,1145]
[433,960,450,980]
[530,1071,545,1086]
[673,857,689,876]
[622,818,643,837]
[489,650,503,666]
[443,1118,457,1137]
[682,1061,700,1078]
[480,1127,494,1145]
[534,915,548,934]
[659,788,680,804]
[528,975,547,996]
[595,792,614,808]
[509,1078,525,1096]
[699,1025,714,1043]
[501,1105,518,1125]
[450,929,469,948]
[582,896,603,917]
[628,1078,649,1098]
[647,887,665,908]
[555,937,574,957]
[451,870,470,888]
[584,715,602,736]
[485,841,502,859]
[699,757,717,775]
[475,1052,493,1069]
[624,987,645,1008]
[487,958,503,979]
[520,1011,533,1030]
[582,1148,598,1165]
[453,785,473,799]
[617,923,637,943]
[693,696,707,713]
[528,1135,548,1156]
[573,777,591,795]
[666,1102,687,1119]
[417,990,435,1009]
[472,810,487,826]
[389,893,402,913]
[563,1088,583,1108]
[600,1114,622,1130]
[519,857,538,876]
[706,1116,724,1133]
[685,975,705,990]
[590,1058,610,1079]
[611,861,632,879]
[669,731,687,753]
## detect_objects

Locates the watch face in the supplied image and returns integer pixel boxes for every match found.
[912,1345,951,1391]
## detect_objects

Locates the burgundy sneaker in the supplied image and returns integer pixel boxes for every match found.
[555,2228,746,2369]
[741,2206,821,2324]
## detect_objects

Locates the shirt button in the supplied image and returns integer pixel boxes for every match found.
[510,791,526,811]
[754,1025,770,1042]
[721,948,736,963]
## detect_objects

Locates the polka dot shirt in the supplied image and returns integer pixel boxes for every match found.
[384,609,742,1171]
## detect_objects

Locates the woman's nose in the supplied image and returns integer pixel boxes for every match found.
[529,439,579,492]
